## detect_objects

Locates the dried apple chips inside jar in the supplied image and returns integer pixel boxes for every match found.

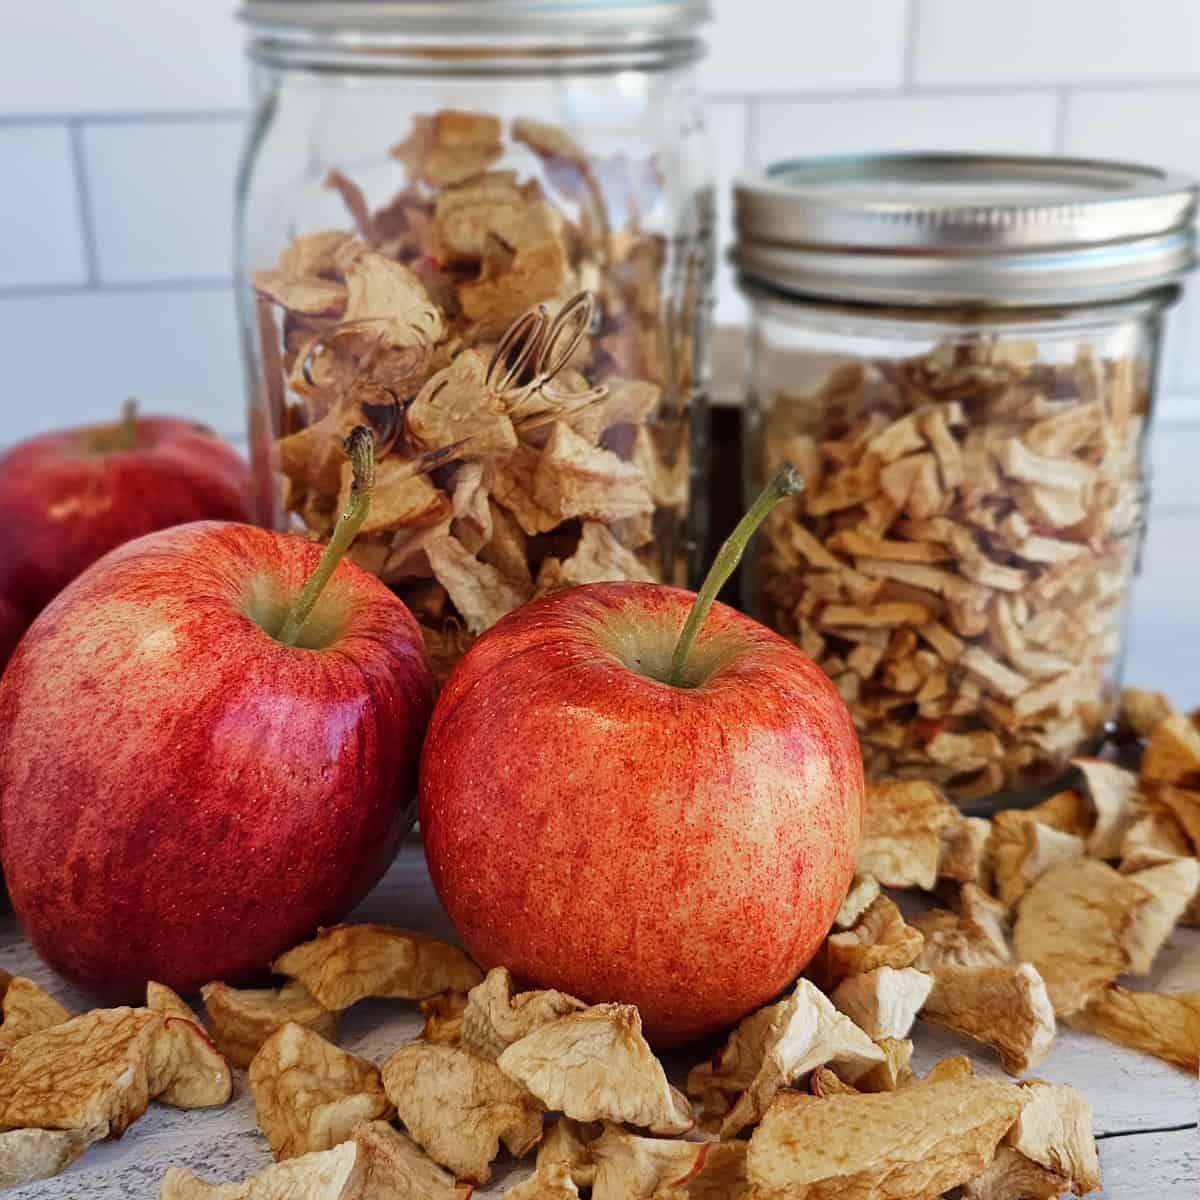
[756,337,1147,801]
[251,110,697,679]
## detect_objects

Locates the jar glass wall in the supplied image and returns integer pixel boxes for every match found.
[236,21,714,678]
[742,288,1173,803]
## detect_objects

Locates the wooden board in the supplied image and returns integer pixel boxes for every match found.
[1,837,1196,1198]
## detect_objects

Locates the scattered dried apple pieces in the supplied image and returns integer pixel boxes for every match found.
[272,924,483,1011]
[1070,986,1200,1070]
[462,966,585,1062]
[829,965,932,1040]
[0,975,72,1049]
[255,109,689,675]
[589,1126,747,1200]
[818,895,924,987]
[758,337,1144,799]
[146,981,233,1109]
[201,980,338,1070]
[0,1124,108,1191]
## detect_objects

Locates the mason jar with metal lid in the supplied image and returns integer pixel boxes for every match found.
[235,0,714,679]
[734,154,1197,804]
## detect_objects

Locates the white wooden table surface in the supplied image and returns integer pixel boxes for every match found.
[1,836,1196,1199]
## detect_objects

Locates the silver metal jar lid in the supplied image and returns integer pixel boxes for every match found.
[240,0,710,38]
[735,154,1198,308]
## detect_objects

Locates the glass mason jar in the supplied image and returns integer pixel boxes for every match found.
[734,155,1197,804]
[235,0,714,679]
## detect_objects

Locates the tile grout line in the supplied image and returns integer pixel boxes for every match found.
[901,0,921,91]
[66,119,100,289]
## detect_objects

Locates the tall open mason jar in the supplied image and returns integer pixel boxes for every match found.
[734,155,1197,804]
[235,0,714,679]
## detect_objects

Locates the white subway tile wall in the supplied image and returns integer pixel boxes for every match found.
[0,0,1196,693]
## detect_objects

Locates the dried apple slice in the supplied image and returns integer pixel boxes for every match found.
[856,780,958,890]
[0,1124,108,1191]
[202,980,337,1070]
[589,1126,747,1200]
[829,967,932,1040]
[1069,986,1200,1070]
[989,809,1085,909]
[419,991,468,1047]
[819,895,924,987]
[0,977,72,1049]
[536,1118,600,1190]
[160,1139,361,1199]
[146,981,233,1109]
[1071,758,1141,859]
[1123,858,1200,975]
[463,967,585,1062]
[504,1162,581,1199]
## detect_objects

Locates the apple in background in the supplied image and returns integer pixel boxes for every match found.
[0,597,24,672]
[421,467,865,1048]
[0,404,251,654]
[0,429,436,999]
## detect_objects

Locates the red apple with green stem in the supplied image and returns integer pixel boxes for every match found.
[0,428,436,999]
[420,466,865,1048]
[0,401,251,669]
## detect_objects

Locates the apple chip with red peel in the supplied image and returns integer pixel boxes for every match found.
[0,1124,108,1191]
[855,1036,915,1093]
[1117,687,1174,741]
[1142,713,1200,786]
[382,1041,543,1183]
[536,1119,600,1190]
[462,968,586,1063]
[920,963,1056,1076]
[1120,804,1192,872]
[833,874,880,930]
[249,1023,392,1161]
[420,991,468,1047]
[745,1077,1028,1199]
[1122,858,1200,974]
[588,1126,748,1200]
[1069,986,1200,1069]
[818,895,925,987]
[830,967,933,1041]
[201,981,338,1071]
[856,780,958,890]
[962,1146,1076,1200]
[272,925,484,1011]
[503,1162,580,1200]
[496,1003,691,1136]
[705,979,884,1139]
[1070,758,1141,860]
[989,809,1085,909]
[1013,859,1151,1017]
[0,976,72,1049]
[1005,1080,1101,1195]
[146,981,233,1109]
[0,1007,162,1136]
[160,1139,363,1199]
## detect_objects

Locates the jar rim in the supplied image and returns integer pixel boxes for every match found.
[735,153,1198,308]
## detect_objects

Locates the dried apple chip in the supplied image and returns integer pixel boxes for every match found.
[1071,758,1141,859]
[745,1077,1028,1199]
[201,980,338,1071]
[0,976,72,1049]
[1117,686,1173,740]
[273,924,483,1011]
[819,895,924,987]
[1156,785,1200,852]
[963,1146,1075,1200]
[253,270,348,317]
[920,963,1056,1075]
[829,966,932,1040]
[939,814,992,884]
[1005,1080,1101,1195]
[589,1126,747,1200]
[350,1120,468,1200]
[497,1003,691,1135]
[533,422,654,525]
[381,1041,543,1183]
[833,874,880,930]
[1120,803,1192,872]
[0,1124,107,1191]
[462,967,585,1063]
[391,110,504,188]
[913,900,1011,971]
[408,350,518,460]
[990,809,1085,909]
[1143,713,1200,786]
[419,991,468,1047]
[146,981,233,1109]
[427,533,532,636]
[1069,986,1200,1069]
[1123,857,1200,974]
[1012,859,1150,1017]
[504,1162,581,1199]
[856,780,957,890]
[0,1007,161,1136]
[536,1118,599,1190]
[855,1035,915,1093]
[160,1139,362,1199]
[249,1023,391,1161]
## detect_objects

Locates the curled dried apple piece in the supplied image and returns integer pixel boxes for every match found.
[1117,687,1174,741]
[819,895,924,987]
[1157,784,1200,852]
[146,981,233,1109]
[689,979,884,1139]
[1071,758,1141,860]
[0,1007,161,1136]
[536,1118,600,1190]
[746,1077,1029,1199]
[833,874,880,930]
[963,1146,1078,1200]
[856,780,958,890]
[989,809,1085,909]
[939,814,992,884]
[589,1126,747,1200]
[1142,712,1200,786]
[0,976,72,1049]
[920,963,1056,1076]
[810,1066,860,1097]
[272,924,483,1011]
[855,1036,915,1093]
[420,991,468,1047]
[201,981,338,1070]
[160,1138,361,1199]
[462,967,585,1063]
[497,1003,691,1136]
[382,1041,543,1183]
[0,1124,107,1191]
[1122,858,1200,975]
[1005,1080,1101,1196]
[351,1120,470,1199]
[914,892,1011,971]
[503,1162,581,1199]
[1013,859,1150,1017]
[1069,985,1200,1070]
[829,967,932,1041]
[1119,803,1192,872]
[250,1023,392,1161]
[391,110,504,188]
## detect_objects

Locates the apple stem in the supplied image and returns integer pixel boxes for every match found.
[667,463,804,687]
[116,398,139,451]
[276,426,375,648]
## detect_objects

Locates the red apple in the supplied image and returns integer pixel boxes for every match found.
[0,405,250,628]
[420,469,864,1047]
[0,431,435,999]
[0,596,25,673]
